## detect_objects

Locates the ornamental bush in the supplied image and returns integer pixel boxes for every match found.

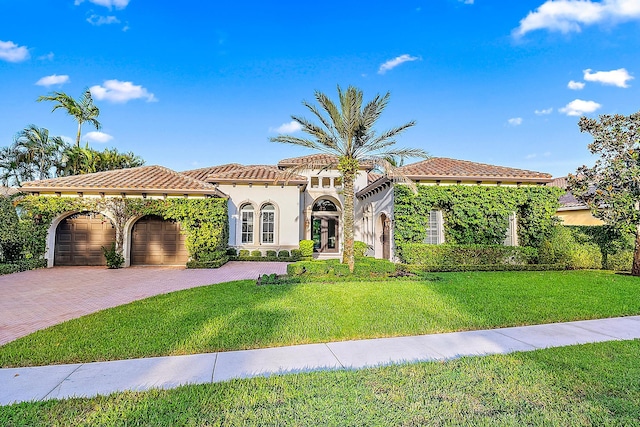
[299,240,314,258]
[538,226,602,269]
[354,241,369,258]
[400,243,537,266]
[266,250,277,257]
[0,196,22,263]
[251,250,262,257]
[278,250,290,258]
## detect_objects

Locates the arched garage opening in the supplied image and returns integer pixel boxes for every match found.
[55,212,116,266]
[130,215,188,266]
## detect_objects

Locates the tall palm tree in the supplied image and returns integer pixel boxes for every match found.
[37,89,101,147]
[14,125,67,181]
[271,85,428,271]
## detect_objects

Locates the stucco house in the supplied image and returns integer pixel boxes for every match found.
[547,176,604,226]
[19,154,553,267]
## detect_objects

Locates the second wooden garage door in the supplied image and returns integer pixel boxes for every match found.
[131,215,189,265]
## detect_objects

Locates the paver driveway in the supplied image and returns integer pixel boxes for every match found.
[0,262,288,346]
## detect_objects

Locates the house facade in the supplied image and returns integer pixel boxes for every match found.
[20,155,553,267]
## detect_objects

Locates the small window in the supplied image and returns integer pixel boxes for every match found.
[311,177,319,188]
[334,177,342,188]
[322,177,331,188]
[503,212,518,246]
[261,204,275,244]
[424,210,444,244]
[240,205,254,244]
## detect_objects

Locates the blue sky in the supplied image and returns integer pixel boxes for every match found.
[1,0,639,178]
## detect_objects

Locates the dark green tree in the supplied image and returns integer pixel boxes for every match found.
[569,111,640,275]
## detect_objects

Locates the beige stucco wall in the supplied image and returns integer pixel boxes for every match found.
[220,183,302,252]
[556,209,604,226]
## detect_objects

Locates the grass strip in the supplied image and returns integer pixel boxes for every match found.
[1,270,639,367]
[2,340,639,426]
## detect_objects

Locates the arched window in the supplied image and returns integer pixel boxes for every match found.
[240,204,254,244]
[312,199,338,212]
[261,204,276,244]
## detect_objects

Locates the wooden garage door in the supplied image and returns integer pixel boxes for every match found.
[131,215,188,265]
[55,213,116,266]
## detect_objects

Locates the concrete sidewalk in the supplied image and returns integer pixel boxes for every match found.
[2,316,639,406]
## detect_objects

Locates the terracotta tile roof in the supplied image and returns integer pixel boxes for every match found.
[548,176,568,188]
[398,158,552,182]
[0,186,19,197]
[20,165,227,196]
[208,165,308,185]
[180,164,243,181]
[367,172,382,184]
[278,154,373,170]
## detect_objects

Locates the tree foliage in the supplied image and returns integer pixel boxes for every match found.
[569,111,640,275]
[37,89,101,147]
[271,85,427,271]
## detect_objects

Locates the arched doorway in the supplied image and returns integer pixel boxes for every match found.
[131,215,189,265]
[55,212,116,266]
[311,199,340,253]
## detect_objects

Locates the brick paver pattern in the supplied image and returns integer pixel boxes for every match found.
[0,262,287,345]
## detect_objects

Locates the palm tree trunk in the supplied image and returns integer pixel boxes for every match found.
[342,174,356,272]
[76,122,82,148]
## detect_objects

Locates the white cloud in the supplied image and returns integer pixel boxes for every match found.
[0,40,29,62]
[75,0,130,9]
[87,15,121,26]
[35,74,70,87]
[508,117,523,126]
[378,54,420,74]
[515,0,640,36]
[535,108,554,115]
[559,99,602,116]
[462,0,474,4]
[568,80,585,90]
[84,131,113,143]
[270,121,302,133]
[583,68,633,87]
[38,52,55,61]
[90,80,157,103]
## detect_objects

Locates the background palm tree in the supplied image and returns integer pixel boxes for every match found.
[14,125,66,181]
[271,85,428,271]
[37,89,101,147]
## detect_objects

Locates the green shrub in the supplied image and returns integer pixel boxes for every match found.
[226,248,237,256]
[353,257,396,276]
[299,240,314,258]
[101,242,124,269]
[239,249,250,257]
[400,263,567,273]
[251,250,262,257]
[290,249,302,261]
[605,250,633,271]
[287,258,397,278]
[539,226,602,269]
[186,256,229,269]
[0,258,47,276]
[0,196,22,263]
[400,244,537,266]
[287,263,306,276]
[266,250,277,257]
[278,250,290,258]
[354,241,369,258]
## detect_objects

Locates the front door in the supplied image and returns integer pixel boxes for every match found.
[312,216,339,253]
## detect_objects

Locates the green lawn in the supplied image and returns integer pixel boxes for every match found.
[0,270,639,368]
[2,340,639,426]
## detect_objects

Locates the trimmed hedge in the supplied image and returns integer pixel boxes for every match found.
[400,243,537,266]
[299,240,314,258]
[0,259,47,276]
[186,256,230,269]
[538,226,603,270]
[287,258,397,278]
[399,263,567,273]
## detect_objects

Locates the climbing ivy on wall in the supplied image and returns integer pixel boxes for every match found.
[393,185,563,258]
[18,196,229,266]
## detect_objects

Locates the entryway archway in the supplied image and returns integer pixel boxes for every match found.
[311,198,340,253]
